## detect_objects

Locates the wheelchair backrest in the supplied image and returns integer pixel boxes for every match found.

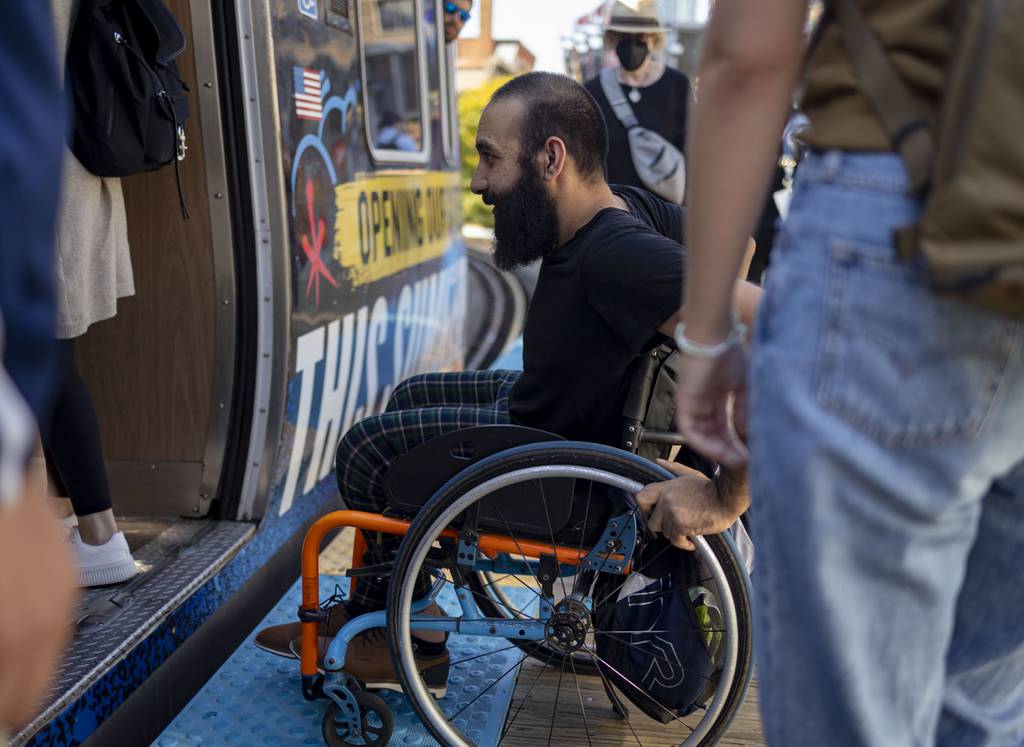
[620,343,684,460]
[622,345,719,478]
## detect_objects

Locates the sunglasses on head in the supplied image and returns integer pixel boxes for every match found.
[443,1,471,22]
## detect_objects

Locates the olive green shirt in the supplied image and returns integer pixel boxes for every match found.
[801,0,952,151]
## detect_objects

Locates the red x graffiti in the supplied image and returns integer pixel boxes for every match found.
[300,177,339,307]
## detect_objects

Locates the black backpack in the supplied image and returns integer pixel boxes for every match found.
[593,538,718,722]
[66,0,190,216]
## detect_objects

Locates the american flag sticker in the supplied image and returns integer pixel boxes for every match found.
[293,67,325,121]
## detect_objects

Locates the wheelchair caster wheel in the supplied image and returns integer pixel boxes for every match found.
[322,690,393,746]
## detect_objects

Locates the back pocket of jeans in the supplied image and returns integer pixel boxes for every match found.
[814,239,1012,448]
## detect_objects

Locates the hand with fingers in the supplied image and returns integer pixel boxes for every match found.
[673,343,749,470]
[635,459,750,550]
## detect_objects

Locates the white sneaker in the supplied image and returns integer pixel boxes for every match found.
[69,529,138,587]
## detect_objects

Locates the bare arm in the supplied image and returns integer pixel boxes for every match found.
[659,273,762,339]
[682,1,807,344]
[672,1,808,468]
[639,2,809,546]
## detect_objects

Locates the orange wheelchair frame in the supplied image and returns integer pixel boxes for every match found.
[299,510,597,679]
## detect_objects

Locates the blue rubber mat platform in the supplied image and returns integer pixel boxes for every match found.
[155,576,534,746]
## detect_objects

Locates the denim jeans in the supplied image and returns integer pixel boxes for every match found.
[748,151,1024,746]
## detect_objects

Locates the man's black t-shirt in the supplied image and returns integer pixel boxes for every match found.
[585,67,692,193]
[508,185,685,446]
[616,182,684,245]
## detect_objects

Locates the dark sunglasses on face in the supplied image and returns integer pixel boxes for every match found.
[444,1,471,22]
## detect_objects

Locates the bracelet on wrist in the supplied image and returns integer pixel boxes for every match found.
[673,320,747,358]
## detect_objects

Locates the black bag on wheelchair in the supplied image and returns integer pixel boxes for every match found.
[593,538,715,722]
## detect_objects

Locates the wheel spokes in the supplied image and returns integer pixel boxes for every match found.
[391,464,746,747]
[499,646,560,743]
[568,655,594,747]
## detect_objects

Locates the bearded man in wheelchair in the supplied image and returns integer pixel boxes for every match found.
[257,72,760,734]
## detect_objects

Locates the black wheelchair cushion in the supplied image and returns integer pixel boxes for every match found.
[384,425,577,538]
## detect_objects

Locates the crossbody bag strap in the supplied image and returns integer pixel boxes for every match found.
[831,0,935,193]
[599,68,639,130]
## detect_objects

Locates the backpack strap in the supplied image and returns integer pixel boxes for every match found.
[830,0,935,193]
[599,68,639,130]
[168,107,189,220]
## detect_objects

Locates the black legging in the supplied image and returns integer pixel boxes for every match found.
[41,339,112,517]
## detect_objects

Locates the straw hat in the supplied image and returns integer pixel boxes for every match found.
[602,0,668,34]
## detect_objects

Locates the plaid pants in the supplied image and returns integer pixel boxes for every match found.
[335,370,520,611]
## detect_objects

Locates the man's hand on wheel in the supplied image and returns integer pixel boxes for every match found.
[635,460,750,551]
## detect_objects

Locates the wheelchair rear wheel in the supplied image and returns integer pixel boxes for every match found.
[387,443,753,746]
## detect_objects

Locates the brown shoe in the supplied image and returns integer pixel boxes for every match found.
[289,627,450,698]
[253,587,350,659]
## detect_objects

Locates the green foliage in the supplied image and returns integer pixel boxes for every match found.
[458,76,512,228]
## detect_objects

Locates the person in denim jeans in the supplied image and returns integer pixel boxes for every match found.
[641,2,1024,745]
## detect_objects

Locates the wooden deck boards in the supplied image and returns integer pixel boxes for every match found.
[499,657,766,747]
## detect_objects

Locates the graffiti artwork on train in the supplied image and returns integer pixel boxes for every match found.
[335,170,462,285]
[287,70,461,286]
[299,178,338,306]
[289,67,361,310]
[275,40,466,516]
[278,257,465,515]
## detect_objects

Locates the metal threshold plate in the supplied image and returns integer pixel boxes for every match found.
[15,519,254,746]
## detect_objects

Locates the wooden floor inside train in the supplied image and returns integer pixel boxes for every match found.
[319,529,767,746]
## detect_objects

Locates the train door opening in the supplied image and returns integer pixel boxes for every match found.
[73,0,238,546]
[13,5,255,744]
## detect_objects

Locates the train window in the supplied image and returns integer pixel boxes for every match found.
[422,0,445,161]
[359,0,430,164]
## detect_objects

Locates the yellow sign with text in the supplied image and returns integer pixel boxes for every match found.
[333,170,462,286]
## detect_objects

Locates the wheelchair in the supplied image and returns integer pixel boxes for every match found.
[299,346,754,746]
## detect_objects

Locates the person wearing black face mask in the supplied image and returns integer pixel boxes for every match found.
[616,35,650,73]
[584,1,693,198]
